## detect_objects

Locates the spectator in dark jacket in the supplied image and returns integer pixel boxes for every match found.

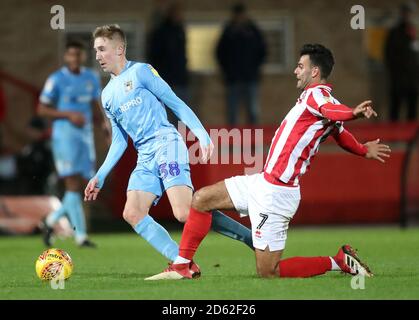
[16,116,54,195]
[216,3,267,125]
[147,2,189,104]
[384,2,418,121]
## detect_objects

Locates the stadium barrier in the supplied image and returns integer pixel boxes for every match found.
[0,196,72,235]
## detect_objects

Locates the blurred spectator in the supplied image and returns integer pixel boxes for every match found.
[16,116,54,195]
[216,3,266,125]
[147,1,189,123]
[0,81,6,152]
[384,2,419,121]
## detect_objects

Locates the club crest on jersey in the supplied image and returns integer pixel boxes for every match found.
[124,80,133,93]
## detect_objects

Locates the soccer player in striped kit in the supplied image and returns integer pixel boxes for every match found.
[147,43,391,280]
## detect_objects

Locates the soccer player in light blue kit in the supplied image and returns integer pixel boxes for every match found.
[85,25,252,269]
[39,41,109,248]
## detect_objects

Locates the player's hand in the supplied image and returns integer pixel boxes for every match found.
[68,112,86,127]
[352,101,377,119]
[84,177,101,201]
[200,141,214,163]
[364,139,391,163]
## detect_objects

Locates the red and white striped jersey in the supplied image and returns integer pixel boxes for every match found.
[263,83,344,187]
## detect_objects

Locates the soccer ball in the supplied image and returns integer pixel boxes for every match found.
[35,248,73,281]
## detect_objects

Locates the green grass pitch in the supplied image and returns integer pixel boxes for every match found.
[1,227,418,300]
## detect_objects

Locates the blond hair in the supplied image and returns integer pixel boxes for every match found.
[93,24,127,48]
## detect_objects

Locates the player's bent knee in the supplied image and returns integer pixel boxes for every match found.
[191,188,210,211]
[256,265,277,278]
[172,207,189,223]
[122,208,147,226]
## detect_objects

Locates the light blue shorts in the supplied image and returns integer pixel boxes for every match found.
[52,129,95,180]
[127,135,193,205]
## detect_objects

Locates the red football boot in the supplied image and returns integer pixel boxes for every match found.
[145,262,199,280]
[333,244,373,277]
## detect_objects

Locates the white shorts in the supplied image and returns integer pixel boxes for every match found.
[225,173,300,251]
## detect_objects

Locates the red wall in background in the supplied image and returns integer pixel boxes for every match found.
[107,122,418,226]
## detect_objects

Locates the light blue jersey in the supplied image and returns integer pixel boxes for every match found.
[96,61,211,200]
[40,66,101,179]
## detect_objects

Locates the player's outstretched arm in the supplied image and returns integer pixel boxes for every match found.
[85,121,128,202]
[364,139,391,163]
[352,100,378,119]
[333,128,391,163]
[318,100,377,121]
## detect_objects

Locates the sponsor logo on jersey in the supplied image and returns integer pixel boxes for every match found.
[114,96,143,117]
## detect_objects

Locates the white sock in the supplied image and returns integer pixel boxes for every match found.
[75,235,87,245]
[330,256,341,271]
[45,214,56,227]
[173,256,191,264]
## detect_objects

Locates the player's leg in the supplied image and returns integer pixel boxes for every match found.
[253,245,369,278]
[41,137,68,242]
[277,245,373,278]
[251,215,373,277]
[145,180,236,280]
[127,161,180,261]
[255,247,283,278]
[41,136,88,246]
[248,177,372,278]
[166,185,192,223]
[62,174,96,247]
[211,210,253,249]
[125,190,179,261]
[163,136,253,248]
[62,134,97,247]
[177,180,236,262]
[245,182,335,278]
[165,184,253,249]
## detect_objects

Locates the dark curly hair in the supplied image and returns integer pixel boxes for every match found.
[300,44,334,79]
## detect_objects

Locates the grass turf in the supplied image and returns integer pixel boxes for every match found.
[0,226,418,300]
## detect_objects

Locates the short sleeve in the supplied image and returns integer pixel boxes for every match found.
[39,74,59,106]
